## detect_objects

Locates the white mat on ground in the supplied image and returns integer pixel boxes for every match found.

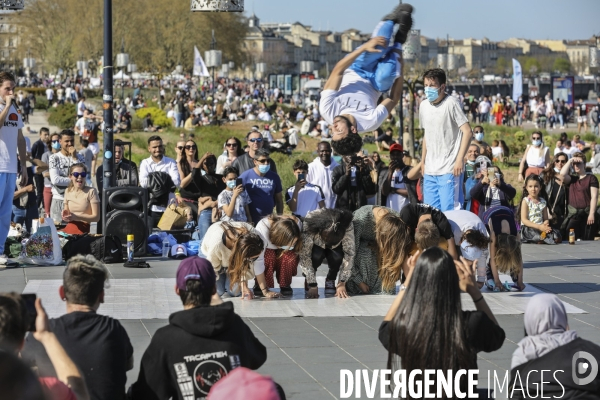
[23,274,586,320]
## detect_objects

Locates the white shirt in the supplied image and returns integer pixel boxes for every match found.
[77,100,86,116]
[443,210,489,246]
[254,217,302,275]
[261,130,274,142]
[319,70,389,133]
[554,146,564,156]
[0,103,24,173]
[286,183,325,218]
[139,155,180,212]
[257,111,271,121]
[563,146,577,159]
[45,88,54,100]
[75,117,86,134]
[478,101,491,114]
[386,169,409,212]
[306,158,338,208]
[420,95,469,176]
[491,146,504,158]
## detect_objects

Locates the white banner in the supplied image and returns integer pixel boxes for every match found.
[193,46,210,77]
[512,58,523,102]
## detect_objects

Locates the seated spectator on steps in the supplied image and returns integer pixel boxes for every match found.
[22,255,133,400]
[559,152,599,241]
[12,164,38,233]
[0,293,90,400]
[286,160,325,219]
[380,247,505,396]
[61,164,100,235]
[300,208,354,299]
[131,257,267,400]
[510,293,600,399]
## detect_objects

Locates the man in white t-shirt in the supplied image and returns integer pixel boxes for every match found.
[383,143,410,212]
[319,3,413,156]
[420,68,473,211]
[76,97,86,118]
[45,87,54,103]
[0,72,28,264]
[286,160,325,219]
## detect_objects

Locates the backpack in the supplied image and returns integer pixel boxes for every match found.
[62,234,123,263]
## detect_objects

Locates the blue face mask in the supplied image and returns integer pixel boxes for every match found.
[280,245,294,251]
[258,164,270,174]
[475,133,484,142]
[532,139,542,147]
[226,180,236,189]
[51,141,61,150]
[425,86,440,103]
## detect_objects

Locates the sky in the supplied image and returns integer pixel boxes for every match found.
[248,0,600,42]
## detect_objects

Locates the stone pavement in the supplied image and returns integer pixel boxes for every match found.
[2,241,600,399]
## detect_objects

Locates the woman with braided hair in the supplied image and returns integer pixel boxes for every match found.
[299,208,355,299]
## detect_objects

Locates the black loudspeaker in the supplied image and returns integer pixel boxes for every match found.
[103,187,148,256]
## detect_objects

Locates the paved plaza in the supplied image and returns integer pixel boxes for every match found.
[3,241,600,399]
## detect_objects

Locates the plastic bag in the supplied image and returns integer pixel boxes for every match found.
[146,232,177,255]
[18,217,62,265]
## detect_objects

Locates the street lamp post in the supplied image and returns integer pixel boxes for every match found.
[205,30,221,99]
[116,40,129,101]
[102,0,115,189]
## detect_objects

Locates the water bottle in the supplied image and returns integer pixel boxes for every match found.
[569,229,575,245]
[127,234,135,262]
[162,237,170,258]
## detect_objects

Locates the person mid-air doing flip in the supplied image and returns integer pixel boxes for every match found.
[320,3,414,156]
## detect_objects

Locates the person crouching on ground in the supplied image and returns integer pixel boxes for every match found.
[255,215,302,297]
[300,208,355,299]
[131,256,267,400]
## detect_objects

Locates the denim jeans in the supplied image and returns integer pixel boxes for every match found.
[12,205,39,234]
[175,112,184,127]
[196,209,213,244]
[0,173,16,253]
[215,269,241,297]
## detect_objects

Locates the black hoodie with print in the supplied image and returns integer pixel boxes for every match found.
[131,302,267,400]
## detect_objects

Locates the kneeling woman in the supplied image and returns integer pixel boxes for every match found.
[482,206,525,291]
[380,248,505,392]
[346,205,412,295]
[200,221,281,299]
[62,163,100,234]
[300,208,355,299]
[255,215,303,297]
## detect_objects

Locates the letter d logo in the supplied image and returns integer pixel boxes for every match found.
[572,351,598,386]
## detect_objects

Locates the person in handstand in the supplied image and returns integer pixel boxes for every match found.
[320,4,414,156]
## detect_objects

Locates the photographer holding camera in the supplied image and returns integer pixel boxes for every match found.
[332,152,377,212]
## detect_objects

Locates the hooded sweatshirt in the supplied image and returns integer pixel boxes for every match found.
[307,156,339,209]
[131,302,267,400]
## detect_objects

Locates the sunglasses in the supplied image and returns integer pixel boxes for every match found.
[254,158,269,164]
[185,145,197,150]
[176,146,184,150]
[51,140,59,143]
[532,137,542,140]
[555,159,567,164]
[72,172,87,178]
[226,143,238,147]
[248,138,263,143]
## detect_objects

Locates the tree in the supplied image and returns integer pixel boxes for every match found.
[495,57,509,75]
[15,0,248,74]
[553,58,571,74]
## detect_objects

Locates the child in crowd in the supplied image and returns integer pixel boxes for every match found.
[286,160,325,219]
[458,230,490,288]
[217,166,252,223]
[518,174,561,244]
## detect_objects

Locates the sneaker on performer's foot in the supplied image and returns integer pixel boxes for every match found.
[324,279,336,294]
[0,255,17,268]
[382,3,413,25]
[0,255,7,265]
[280,287,293,297]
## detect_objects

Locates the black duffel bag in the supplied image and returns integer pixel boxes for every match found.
[62,234,123,264]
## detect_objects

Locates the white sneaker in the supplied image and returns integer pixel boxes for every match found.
[0,255,7,265]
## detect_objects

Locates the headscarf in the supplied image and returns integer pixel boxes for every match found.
[511,293,578,369]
